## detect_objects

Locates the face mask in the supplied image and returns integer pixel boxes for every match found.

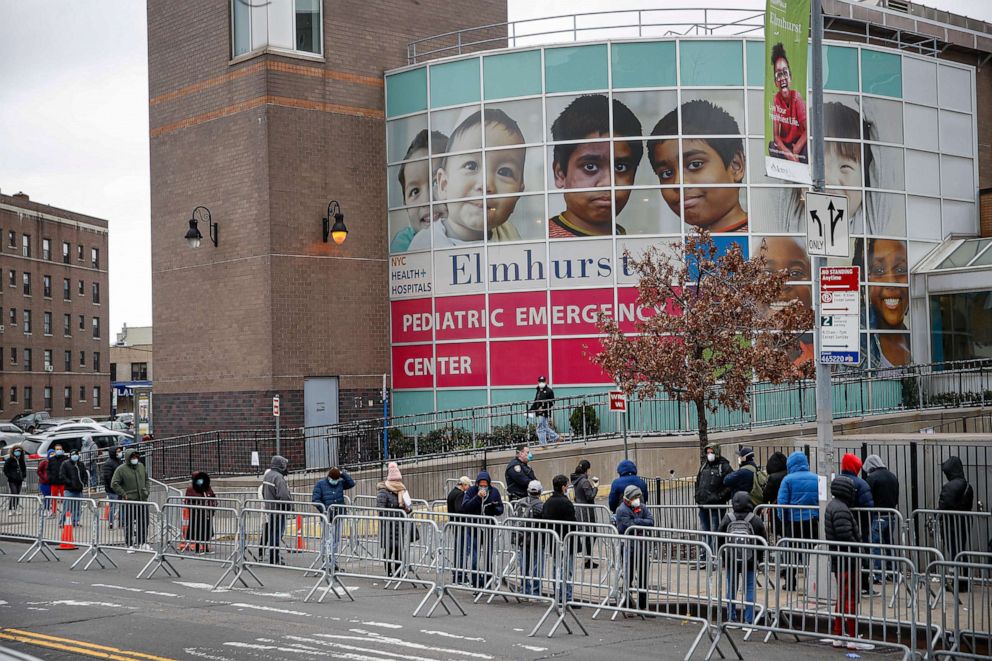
[526,452,533,462]
[116,452,123,460]
[55,450,64,457]
[706,453,716,463]
[631,499,641,509]
[538,383,546,389]
[130,458,139,466]
[71,455,80,463]
[195,479,204,486]
[13,451,21,457]
[328,478,340,486]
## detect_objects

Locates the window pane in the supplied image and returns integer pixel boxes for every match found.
[294,0,320,53]
[232,0,251,56]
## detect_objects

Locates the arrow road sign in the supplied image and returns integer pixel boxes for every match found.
[806,192,849,257]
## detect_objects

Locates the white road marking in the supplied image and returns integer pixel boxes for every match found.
[48,600,135,608]
[173,581,217,590]
[92,583,181,598]
[323,631,494,660]
[350,620,403,629]
[224,642,319,656]
[184,648,239,661]
[514,644,548,652]
[284,635,436,661]
[419,630,485,642]
[229,602,313,617]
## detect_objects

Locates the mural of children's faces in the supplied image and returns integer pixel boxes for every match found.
[650,138,746,232]
[824,141,864,219]
[867,238,909,331]
[386,114,428,163]
[755,236,812,316]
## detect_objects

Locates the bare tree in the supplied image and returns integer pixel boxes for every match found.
[596,228,814,453]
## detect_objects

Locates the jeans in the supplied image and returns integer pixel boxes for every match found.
[7,481,21,509]
[122,502,148,547]
[324,515,341,564]
[536,415,559,445]
[624,543,651,610]
[554,555,574,603]
[518,546,545,596]
[66,490,83,525]
[698,508,724,555]
[105,492,121,524]
[39,484,51,512]
[871,516,892,580]
[726,570,756,624]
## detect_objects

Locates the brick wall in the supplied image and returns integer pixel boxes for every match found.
[981,189,992,237]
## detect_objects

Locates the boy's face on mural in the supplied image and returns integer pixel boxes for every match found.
[761,237,812,314]
[482,124,526,230]
[868,239,909,328]
[825,144,864,218]
[554,133,637,227]
[652,139,744,228]
[402,148,432,231]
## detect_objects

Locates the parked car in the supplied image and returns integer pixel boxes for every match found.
[0,423,27,454]
[115,413,134,426]
[10,411,51,434]
[31,429,131,459]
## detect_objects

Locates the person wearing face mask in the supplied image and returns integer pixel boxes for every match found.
[102,447,125,528]
[37,449,54,516]
[4,445,27,513]
[261,455,293,565]
[184,471,217,554]
[695,444,733,554]
[570,459,599,568]
[48,444,69,507]
[505,444,537,502]
[529,376,559,445]
[615,485,655,611]
[61,450,89,525]
[312,466,355,567]
[111,448,151,552]
[80,435,100,488]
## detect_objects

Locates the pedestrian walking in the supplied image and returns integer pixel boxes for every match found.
[102,447,124,528]
[183,471,217,554]
[460,470,504,588]
[824,474,872,651]
[863,454,898,582]
[607,459,649,513]
[938,455,974,591]
[615,485,654,611]
[111,448,151,552]
[60,450,89,525]
[515,480,545,596]
[37,449,53,515]
[695,444,732,553]
[528,376,559,445]
[260,455,293,565]
[776,451,820,590]
[718,491,767,625]
[505,444,536,501]
[570,459,599,568]
[542,474,577,603]
[312,466,355,565]
[377,462,413,578]
[3,445,27,513]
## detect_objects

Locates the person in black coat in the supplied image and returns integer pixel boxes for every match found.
[447,476,470,515]
[3,445,27,511]
[529,376,559,444]
[825,475,860,641]
[938,455,974,590]
[863,454,898,582]
[761,451,789,540]
[695,444,732,552]
[542,474,577,603]
[505,445,536,501]
[717,491,768,624]
[102,447,124,528]
[60,451,89,526]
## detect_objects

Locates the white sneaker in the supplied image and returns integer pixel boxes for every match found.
[139,544,153,552]
[126,546,136,554]
[832,640,845,648]
[847,641,875,651]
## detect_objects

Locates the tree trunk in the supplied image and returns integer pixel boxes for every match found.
[695,397,708,458]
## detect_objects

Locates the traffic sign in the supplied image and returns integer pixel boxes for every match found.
[818,265,860,365]
[819,315,860,364]
[806,192,849,257]
[272,395,280,417]
[819,266,860,315]
[609,391,627,412]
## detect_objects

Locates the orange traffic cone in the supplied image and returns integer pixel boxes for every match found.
[59,511,77,550]
[296,514,304,550]
[102,503,110,521]
[179,508,191,551]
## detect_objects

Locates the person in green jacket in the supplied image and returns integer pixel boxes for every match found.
[111,448,151,552]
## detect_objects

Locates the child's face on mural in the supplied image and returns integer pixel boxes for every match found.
[554,133,637,227]
[652,139,744,228]
[761,237,812,314]
[773,56,792,91]
[869,239,909,328]
[825,144,864,218]
[402,149,433,231]
[482,124,527,230]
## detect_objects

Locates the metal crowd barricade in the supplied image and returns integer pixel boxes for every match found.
[2,494,45,562]
[926,553,992,660]
[92,499,162,576]
[573,502,613,526]
[139,502,242,586]
[912,509,992,562]
[223,503,339,602]
[22,495,104,570]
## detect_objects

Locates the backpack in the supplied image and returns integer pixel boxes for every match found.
[744,464,768,507]
[726,512,757,545]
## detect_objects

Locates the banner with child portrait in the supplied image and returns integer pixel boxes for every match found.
[764,0,811,184]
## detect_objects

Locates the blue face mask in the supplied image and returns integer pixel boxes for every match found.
[195,479,204,486]
[14,451,22,457]
[527,452,534,462]
[70,455,80,463]
[328,478,340,486]
[55,449,64,457]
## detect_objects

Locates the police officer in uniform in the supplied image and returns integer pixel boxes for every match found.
[505,444,536,502]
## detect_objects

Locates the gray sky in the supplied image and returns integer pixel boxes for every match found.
[0,0,988,337]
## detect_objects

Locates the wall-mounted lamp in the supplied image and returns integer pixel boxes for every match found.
[185,206,218,248]
[322,200,347,245]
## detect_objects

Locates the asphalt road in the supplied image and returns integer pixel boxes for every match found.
[0,544,881,661]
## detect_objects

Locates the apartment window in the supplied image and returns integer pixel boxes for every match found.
[131,362,148,381]
[7,270,14,287]
[93,351,101,372]
[0,388,3,411]
[63,313,71,336]
[79,350,86,367]
[77,244,83,261]
[8,308,14,326]
[91,247,99,269]
[22,272,30,296]
[7,230,14,248]
[92,317,100,338]
[63,278,71,300]
[22,310,31,334]
[44,349,52,371]
[231,0,322,57]
[23,348,31,371]
[42,238,51,260]
[64,386,72,409]
[64,350,72,372]
[78,279,84,296]
[92,282,100,304]
[62,241,70,264]
[93,386,101,408]
[24,386,32,409]
[110,363,117,381]
[78,314,84,331]
[0,345,3,371]
[43,311,52,335]
[43,275,51,298]
[8,346,15,365]
[10,386,17,403]
[21,234,30,257]
[44,386,52,410]
[79,385,86,402]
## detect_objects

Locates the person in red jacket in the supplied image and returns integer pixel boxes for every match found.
[37,449,53,516]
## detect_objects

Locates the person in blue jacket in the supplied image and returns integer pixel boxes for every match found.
[312,467,355,566]
[776,450,821,590]
[460,471,504,588]
[608,459,649,513]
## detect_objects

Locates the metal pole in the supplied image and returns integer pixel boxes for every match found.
[382,373,389,460]
[275,393,281,457]
[622,406,630,460]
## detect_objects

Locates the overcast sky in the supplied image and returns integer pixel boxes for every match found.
[0,0,989,337]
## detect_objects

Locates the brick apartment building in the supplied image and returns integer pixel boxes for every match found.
[147,1,507,436]
[0,191,110,419]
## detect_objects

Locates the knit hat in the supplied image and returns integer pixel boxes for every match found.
[386,462,402,481]
[863,454,886,473]
[527,480,543,494]
[623,485,642,501]
[841,453,863,475]
[737,446,754,459]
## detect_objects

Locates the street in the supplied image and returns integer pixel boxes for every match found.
[0,546,866,661]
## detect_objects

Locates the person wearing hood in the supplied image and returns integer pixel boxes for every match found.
[377,462,413,577]
[3,445,27,512]
[184,471,217,553]
[863,454,898,583]
[48,443,68,507]
[102,447,124,528]
[938,456,974,591]
[542,474,577,603]
[695,444,733,552]
[459,470,503,588]
[37,449,54,516]
[570,459,599,568]
[505,444,537,501]
[761,451,789,541]
[608,459,649,513]
[776,451,820,590]
[615,485,654,611]
[840,453,876,595]
[261,455,292,565]
[313,467,355,565]
[718,491,768,624]
[529,376,559,445]
[824,475,869,649]
[516,480,545,596]
[61,449,89,525]
[111,448,151,552]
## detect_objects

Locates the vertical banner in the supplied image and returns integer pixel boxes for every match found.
[764,0,811,184]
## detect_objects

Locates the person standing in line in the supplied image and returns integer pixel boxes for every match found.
[61,449,89,525]
[695,444,732,553]
[111,448,151,552]
[37,449,53,516]
[80,435,99,488]
[938,455,974,592]
[608,459,649,513]
[776,451,820,590]
[824,475,873,651]
[570,459,599,568]
[184,471,218,554]
[447,476,472,584]
[717,491,767,625]
[4,445,27,513]
[505,444,536,502]
[102,447,124,529]
[48,443,68,515]
[447,476,471,514]
[460,471,504,588]
[839,453,876,596]
[377,462,413,577]
[863,454,898,583]
[311,466,355,567]
[529,376,559,445]
[260,455,293,565]
[542,474,578,604]
[515,480,545,596]
[615,485,655,611]
[761,452,789,539]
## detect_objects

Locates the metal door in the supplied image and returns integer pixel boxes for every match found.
[304,377,339,469]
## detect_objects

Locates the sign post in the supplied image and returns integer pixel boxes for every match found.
[273,394,281,456]
[609,391,629,459]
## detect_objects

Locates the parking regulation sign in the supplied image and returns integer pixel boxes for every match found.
[818,266,860,365]
[609,391,627,412]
